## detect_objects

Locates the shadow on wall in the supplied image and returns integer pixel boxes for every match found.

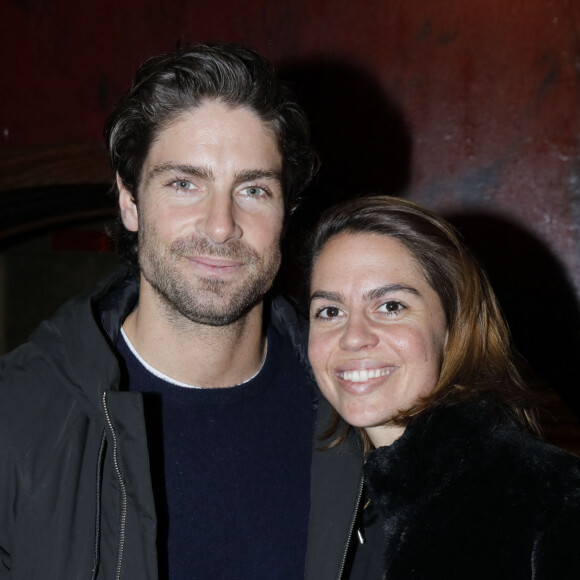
[280,58,413,230]
[448,212,580,419]
[277,58,413,296]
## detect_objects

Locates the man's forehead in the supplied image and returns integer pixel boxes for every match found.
[145,103,281,166]
[160,101,279,146]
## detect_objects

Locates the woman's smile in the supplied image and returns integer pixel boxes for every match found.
[338,366,397,384]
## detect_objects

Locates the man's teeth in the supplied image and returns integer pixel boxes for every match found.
[340,368,392,382]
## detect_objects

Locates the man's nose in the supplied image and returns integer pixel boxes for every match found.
[199,194,242,244]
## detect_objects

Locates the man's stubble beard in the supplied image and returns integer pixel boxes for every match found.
[138,220,281,327]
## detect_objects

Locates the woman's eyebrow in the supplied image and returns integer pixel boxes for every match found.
[309,284,421,306]
[309,290,345,304]
[364,284,421,301]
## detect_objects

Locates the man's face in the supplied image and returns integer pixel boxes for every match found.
[119,100,285,326]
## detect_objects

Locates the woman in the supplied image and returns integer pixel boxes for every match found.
[307,195,580,579]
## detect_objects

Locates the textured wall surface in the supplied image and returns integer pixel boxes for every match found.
[2,0,580,422]
[2,1,578,281]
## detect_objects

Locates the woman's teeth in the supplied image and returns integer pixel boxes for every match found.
[340,368,392,383]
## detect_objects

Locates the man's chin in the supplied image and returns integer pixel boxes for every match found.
[174,299,261,327]
[154,282,265,327]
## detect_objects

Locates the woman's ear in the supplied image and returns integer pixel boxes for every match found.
[118,174,138,232]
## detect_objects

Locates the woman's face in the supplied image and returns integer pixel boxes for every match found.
[308,232,448,446]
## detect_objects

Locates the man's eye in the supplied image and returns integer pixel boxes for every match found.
[378,301,405,314]
[241,186,266,197]
[316,306,343,319]
[171,180,195,190]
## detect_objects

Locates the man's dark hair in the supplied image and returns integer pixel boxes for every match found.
[104,42,319,266]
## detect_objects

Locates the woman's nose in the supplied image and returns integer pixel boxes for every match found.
[338,314,379,351]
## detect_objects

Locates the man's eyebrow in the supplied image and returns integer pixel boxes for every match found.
[365,284,421,301]
[146,165,281,185]
[309,290,346,305]
[147,163,214,181]
[234,169,282,184]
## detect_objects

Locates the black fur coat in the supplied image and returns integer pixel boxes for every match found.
[361,401,580,579]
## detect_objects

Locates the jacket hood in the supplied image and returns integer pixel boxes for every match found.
[25,267,139,413]
[270,294,318,391]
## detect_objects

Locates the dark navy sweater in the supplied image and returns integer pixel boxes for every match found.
[117,326,313,580]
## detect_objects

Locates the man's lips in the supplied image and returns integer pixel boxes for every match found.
[184,255,245,278]
[189,256,243,269]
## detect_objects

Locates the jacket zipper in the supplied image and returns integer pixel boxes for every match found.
[91,431,107,580]
[337,475,365,580]
[102,392,128,580]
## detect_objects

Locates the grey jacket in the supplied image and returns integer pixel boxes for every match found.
[0,269,362,579]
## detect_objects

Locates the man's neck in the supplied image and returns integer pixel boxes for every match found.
[122,281,267,389]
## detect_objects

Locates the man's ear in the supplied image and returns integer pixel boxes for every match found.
[118,174,139,232]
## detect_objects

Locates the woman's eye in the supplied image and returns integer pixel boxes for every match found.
[378,301,405,315]
[315,306,344,319]
[171,179,195,190]
[241,186,266,197]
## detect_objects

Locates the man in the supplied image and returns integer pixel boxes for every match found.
[0,44,362,579]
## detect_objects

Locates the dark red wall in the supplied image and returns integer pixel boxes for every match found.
[3,0,580,412]
[3,1,578,272]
